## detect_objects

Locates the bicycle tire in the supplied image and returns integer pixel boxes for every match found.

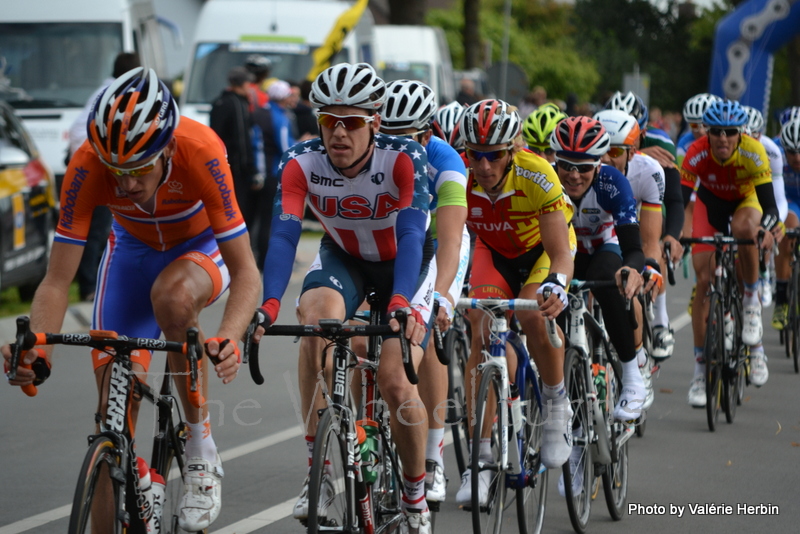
[704,292,724,432]
[370,404,405,531]
[602,350,628,520]
[471,364,508,534]
[516,372,547,534]
[67,436,123,534]
[446,327,471,477]
[724,302,743,424]
[307,409,354,533]
[791,263,800,373]
[156,424,200,534]
[561,347,592,534]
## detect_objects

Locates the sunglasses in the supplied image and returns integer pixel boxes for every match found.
[384,129,428,141]
[465,147,512,162]
[689,122,704,130]
[786,149,800,155]
[530,146,555,156]
[708,127,740,137]
[103,152,163,178]
[317,112,375,131]
[607,146,628,159]
[555,158,600,174]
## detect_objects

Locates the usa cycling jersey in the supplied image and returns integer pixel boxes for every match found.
[681,134,772,201]
[263,133,429,304]
[626,152,664,213]
[572,165,639,255]
[57,118,247,251]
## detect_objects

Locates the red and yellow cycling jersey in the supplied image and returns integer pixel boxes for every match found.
[681,134,771,202]
[56,118,247,251]
[466,150,572,259]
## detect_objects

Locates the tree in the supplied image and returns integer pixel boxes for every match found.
[387,0,427,25]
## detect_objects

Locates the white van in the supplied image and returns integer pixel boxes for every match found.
[373,25,456,104]
[0,0,179,177]
[180,0,376,125]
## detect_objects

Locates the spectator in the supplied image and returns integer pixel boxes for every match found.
[294,80,318,141]
[455,78,479,106]
[245,54,272,109]
[518,85,548,118]
[67,52,141,302]
[210,66,262,231]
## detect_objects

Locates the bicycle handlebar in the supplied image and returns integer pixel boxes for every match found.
[256,311,418,385]
[664,241,675,286]
[242,312,264,385]
[431,301,449,365]
[456,297,562,348]
[8,316,205,406]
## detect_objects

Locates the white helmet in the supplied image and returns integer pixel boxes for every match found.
[683,93,721,123]
[781,118,800,152]
[310,62,386,110]
[433,101,465,148]
[381,80,437,131]
[742,105,765,135]
[593,109,640,146]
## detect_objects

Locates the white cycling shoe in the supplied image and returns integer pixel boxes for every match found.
[178,454,223,532]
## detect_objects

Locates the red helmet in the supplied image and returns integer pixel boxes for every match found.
[459,99,521,146]
[550,116,610,159]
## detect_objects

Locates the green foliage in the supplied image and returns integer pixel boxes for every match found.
[427,0,600,102]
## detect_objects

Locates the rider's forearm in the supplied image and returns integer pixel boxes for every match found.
[662,167,684,239]
[433,205,466,299]
[617,224,645,272]
[218,263,262,342]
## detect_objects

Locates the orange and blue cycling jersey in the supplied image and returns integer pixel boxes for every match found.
[56,118,247,251]
[466,149,572,258]
[681,134,771,202]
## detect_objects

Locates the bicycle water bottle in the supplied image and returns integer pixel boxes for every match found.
[136,457,155,526]
[509,383,524,434]
[149,469,165,534]
[724,311,734,351]
[356,419,380,484]
[592,364,607,405]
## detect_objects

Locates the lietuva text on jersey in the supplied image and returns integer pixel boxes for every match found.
[681,134,772,201]
[274,134,430,261]
[466,150,571,258]
[56,118,247,252]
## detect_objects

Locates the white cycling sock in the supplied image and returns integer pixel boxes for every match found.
[621,358,645,389]
[479,438,492,462]
[654,292,669,327]
[426,427,445,468]
[541,380,566,400]
[184,416,218,463]
[744,283,760,307]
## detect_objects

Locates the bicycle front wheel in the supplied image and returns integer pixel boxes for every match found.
[704,292,724,432]
[446,327,471,477]
[516,374,547,534]
[307,409,354,533]
[789,264,800,372]
[602,355,628,520]
[562,348,592,534]
[68,436,123,534]
[471,364,508,534]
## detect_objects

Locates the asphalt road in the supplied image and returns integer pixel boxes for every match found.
[1,243,799,533]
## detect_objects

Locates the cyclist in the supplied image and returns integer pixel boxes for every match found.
[594,109,664,408]
[377,79,469,507]
[677,93,722,165]
[454,98,576,508]
[605,91,684,358]
[251,63,435,533]
[521,102,567,164]
[2,67,261,531]
[743,105,787,309]
[682,99,779,406]
[774,118,800,330]
[432,100,466,151]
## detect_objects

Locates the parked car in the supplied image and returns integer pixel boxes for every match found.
[0,100,56,300]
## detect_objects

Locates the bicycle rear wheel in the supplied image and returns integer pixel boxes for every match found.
[724,303,743,424]
[308,409,355,533]
[562,348,592,534]
[67,436,123,534]
[602,355,628,520]
[704,293,724,432]
[471,364,508,534]
[156,423,201,534]
[446,327,471,477]
[790,264,800,373]
[516,373,547,534]
[370,404,404,531]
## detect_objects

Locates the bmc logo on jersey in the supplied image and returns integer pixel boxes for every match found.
[309,192,400,219]
[310,172,344,187]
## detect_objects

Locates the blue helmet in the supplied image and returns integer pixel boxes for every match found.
[703,100,748,128]
[779,106,800,126]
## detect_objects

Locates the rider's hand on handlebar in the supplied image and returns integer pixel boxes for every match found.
[536,276,568,320]
[251,299,280,343]
[388,294,426,346]
[662,235,683,264]
[616,267,643,300]
[204,338,241,384]
[3,345,49,387]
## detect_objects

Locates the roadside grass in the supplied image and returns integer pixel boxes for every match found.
[0,283,81,318]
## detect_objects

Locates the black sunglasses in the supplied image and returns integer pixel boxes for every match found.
[708,127,740,137]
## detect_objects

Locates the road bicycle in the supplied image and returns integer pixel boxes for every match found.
[456,296,560,534]
[250,299,414,534]
[560,273,637,534]
[781,227,800,373]
[681,234,762,431]
[444,303,471,478]
[8,316,207,534]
